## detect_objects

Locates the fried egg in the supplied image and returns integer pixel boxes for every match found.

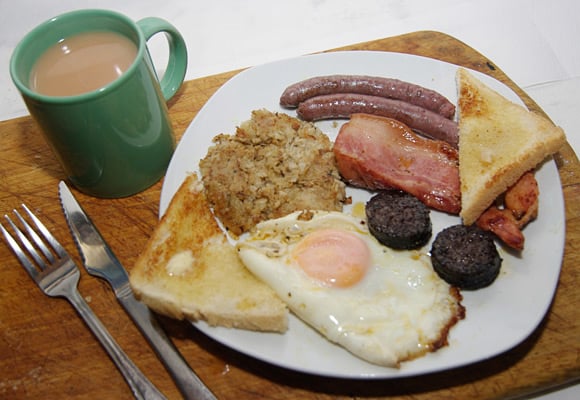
[236,210,464,367]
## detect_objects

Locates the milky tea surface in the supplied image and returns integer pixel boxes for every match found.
[29,31,137,96]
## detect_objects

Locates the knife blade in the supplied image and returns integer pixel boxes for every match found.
[58,181,217,400]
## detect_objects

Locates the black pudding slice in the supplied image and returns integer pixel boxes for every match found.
[366,190,432,250]
[430,224,502,290]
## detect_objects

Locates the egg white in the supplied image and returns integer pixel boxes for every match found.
[236,210,464,367]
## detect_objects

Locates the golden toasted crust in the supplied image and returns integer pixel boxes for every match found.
[456,68,566,225]
[129,173,288,333]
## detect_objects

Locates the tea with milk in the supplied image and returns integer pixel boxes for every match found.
[29,31,137,96]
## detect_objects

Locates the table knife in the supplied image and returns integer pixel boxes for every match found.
[58,181,217,400]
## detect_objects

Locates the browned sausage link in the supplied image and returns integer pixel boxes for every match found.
[297,93,459,148]
[280,75,456,119]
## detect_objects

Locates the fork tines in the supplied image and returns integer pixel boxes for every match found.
[1,205,65,279]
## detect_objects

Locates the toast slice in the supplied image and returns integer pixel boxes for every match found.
[129,173,288,333]
[456,68,566,225]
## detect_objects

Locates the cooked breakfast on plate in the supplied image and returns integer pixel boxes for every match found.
[237,210,464,367]
[130,65,566,369]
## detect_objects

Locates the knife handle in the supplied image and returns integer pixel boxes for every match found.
[122,296,217,400]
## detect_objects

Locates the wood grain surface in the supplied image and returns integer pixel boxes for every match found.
[0,31,578,400]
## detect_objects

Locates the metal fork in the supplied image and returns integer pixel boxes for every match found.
[0,205,167,400]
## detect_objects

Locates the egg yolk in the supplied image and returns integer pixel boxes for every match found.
[291,228,371,287]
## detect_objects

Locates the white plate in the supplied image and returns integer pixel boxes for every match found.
[159,51,565,378]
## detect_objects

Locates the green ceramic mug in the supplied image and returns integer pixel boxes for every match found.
[10,9,187,198]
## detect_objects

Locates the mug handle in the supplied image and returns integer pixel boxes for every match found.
[137,17,187,101]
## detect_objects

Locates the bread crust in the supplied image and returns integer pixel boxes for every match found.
[129,173,288,333]
[456,68,566,225]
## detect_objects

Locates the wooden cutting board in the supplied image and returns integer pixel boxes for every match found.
[0,31,578,400]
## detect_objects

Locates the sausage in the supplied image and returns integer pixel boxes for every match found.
[280,75,456,118]
[298,93,459,147]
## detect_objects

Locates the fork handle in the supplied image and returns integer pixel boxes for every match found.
[68,289,167,400]
[120,295,217,400]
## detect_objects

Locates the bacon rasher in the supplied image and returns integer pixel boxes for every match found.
[333,113,461,214]
[476,171,539,250]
